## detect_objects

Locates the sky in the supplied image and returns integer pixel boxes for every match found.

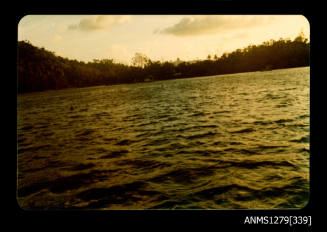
[18,15,310,65]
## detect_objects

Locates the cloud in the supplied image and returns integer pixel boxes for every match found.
[156,15,275,36]
[68,15,131,31]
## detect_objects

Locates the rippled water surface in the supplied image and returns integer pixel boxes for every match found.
[17,67,310,209]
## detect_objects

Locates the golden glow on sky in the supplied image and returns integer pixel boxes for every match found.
[18,15,309,64]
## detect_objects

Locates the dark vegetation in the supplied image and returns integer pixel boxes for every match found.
[17,32,309,93]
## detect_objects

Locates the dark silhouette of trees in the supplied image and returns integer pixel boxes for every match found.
[131,53,150,68]
[18,32,309,93]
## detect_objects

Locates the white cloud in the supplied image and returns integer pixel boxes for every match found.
[156,15,276,36]
[68,15,131,31]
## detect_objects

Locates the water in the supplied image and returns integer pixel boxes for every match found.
[17,67,310,210]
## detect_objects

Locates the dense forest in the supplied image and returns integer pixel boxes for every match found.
[18,32,309,93]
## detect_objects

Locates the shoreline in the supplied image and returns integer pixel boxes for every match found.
[18,66,310,95]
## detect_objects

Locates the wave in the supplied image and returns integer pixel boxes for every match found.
[75,181,166,209]
[99,150,129,159]
[68,163,96,171]
[191,176,308,207]
[264,93,283,100]
[230,128,255,133]
[18,170,109,197]
[116,139,134,146]
[69,114,82,119]
[290,135,309,143]
[149,166,216,184]
[77,129,95,136]
[214,159,297,170]
[115,159,171,170]
[257,145,288,149]
[20,125,34,131]
[17,144,52,154]
[273,118,294,124]
[182,131,218,140]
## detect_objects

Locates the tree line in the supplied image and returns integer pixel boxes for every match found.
[18,32,309,93]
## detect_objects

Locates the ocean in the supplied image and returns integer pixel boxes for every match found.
[17,66,310,209]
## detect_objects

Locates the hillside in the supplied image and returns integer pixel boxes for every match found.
[18,33,310,93]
